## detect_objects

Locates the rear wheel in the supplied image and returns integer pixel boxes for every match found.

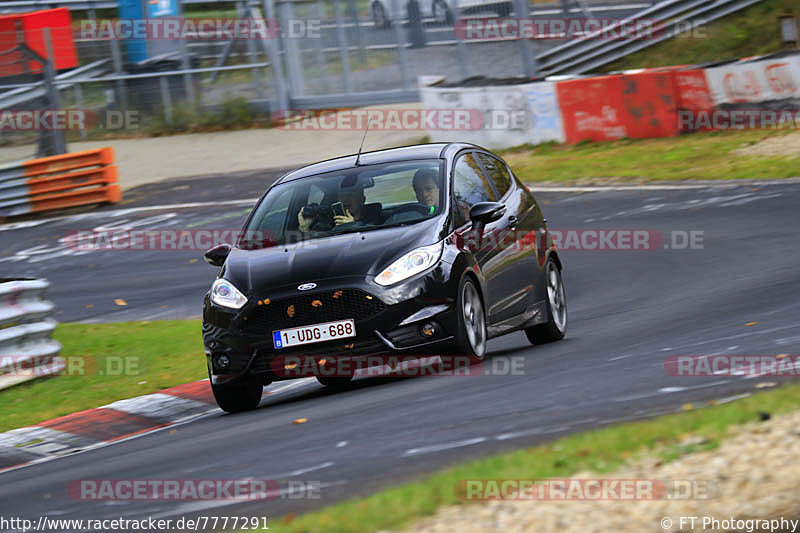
[454,277,487,362]
[525,258,567,344]
[211,375,264,413]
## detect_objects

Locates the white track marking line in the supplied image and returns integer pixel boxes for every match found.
[274,461,335,478]
[403,437,487,457]
[496,425,569,441]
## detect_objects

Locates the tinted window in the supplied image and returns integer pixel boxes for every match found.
[453,153,496,227]
[476,153,511,198]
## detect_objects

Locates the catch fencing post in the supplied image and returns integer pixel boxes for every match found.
[333,0,353,92]
[513,0,538,78]
[390,0,411,89]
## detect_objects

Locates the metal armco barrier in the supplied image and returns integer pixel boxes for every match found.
[0,278,62,391]
[0,146,121,218]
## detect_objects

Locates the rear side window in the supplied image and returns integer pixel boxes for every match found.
[476,153,511,199]
[453,153,496,227]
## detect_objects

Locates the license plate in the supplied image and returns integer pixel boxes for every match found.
[273,319,356,349]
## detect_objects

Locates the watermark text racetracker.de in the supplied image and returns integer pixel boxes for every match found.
[0,355,143,377]
[0,110,139,131]
[455,478,716,500]
[453,17,708,40]
[77,17,321,40]
[63,229,705,252]
[664,355,800,377]
[68,479,320,501]
[0,515,269,532]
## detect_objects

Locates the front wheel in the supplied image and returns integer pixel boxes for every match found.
[525,258,567,344]
[454,277,487,362]
[211,375,264,413]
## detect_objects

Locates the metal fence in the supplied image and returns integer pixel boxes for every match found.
[0,278,62,391]
[0,0,765,153]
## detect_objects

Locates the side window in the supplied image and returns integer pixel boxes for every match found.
[476,153,511,199]
[452,153,496,227]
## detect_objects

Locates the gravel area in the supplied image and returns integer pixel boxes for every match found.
[734,132,800,158]
[384,408,800,533]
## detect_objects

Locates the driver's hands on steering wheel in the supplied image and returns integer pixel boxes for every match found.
[334,208,356,226]
[297,208,313,232]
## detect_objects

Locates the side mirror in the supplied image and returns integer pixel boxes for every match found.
[204,244,231,267]
[469,202,506,227]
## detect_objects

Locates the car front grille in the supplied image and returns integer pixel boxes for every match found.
[242,288,386,335]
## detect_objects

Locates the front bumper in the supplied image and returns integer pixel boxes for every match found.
[203,270,458,384]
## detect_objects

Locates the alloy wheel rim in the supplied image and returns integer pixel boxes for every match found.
[546,263,567,332]
[462,282,486,358]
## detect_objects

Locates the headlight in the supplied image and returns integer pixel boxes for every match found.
[375,241,443,286]
[210,278,248,309]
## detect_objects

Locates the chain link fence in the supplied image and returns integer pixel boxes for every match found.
[0,0,655,152]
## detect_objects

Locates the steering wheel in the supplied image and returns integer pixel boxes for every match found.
[397,203,435,216]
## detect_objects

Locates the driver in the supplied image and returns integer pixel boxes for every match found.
[412,168,440,214]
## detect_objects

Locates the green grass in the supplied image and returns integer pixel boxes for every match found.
[0,320,206,432]
[605,0,798,71]
[264,384,800,533]
[500,129,800,183]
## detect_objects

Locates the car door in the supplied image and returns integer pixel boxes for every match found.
[451,151,507,326]
[473,151,534,327]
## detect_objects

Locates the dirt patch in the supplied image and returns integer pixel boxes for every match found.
[734,131,800,157]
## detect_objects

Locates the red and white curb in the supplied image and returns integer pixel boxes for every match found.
[0,380,220,473]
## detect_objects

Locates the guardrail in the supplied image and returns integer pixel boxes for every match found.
[536,0,766,75]
[0,278,62,391]
[0,146,120,218]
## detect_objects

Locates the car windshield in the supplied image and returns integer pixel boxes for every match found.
[241,159,445,248]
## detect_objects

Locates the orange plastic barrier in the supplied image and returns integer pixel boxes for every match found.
[673,69,716,132]
[556,71,682,143]
[19,147,120,215]
[556,75,628,143]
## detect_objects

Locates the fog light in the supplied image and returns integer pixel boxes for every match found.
[420,322,436,337]
[214,354,231,370]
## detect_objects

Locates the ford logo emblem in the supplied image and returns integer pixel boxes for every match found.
[297,283,317,291]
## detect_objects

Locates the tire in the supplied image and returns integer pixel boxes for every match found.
[525,258,567,344]
[372,2,390,29]
[211,375,263,413]
[317,375,353,390]
[433,0,453,25]
[453,277,487,363]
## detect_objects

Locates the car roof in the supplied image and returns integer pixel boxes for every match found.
[276,142,482,184]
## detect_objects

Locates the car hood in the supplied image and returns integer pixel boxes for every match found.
[224,219,446,293]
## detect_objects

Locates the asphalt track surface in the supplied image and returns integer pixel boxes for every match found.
[1,177,799,528]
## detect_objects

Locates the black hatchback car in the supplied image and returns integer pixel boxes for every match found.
[203,143,566,412]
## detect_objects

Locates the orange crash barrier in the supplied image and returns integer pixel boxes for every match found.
[0,147,121,218]
[556,71,682,143]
